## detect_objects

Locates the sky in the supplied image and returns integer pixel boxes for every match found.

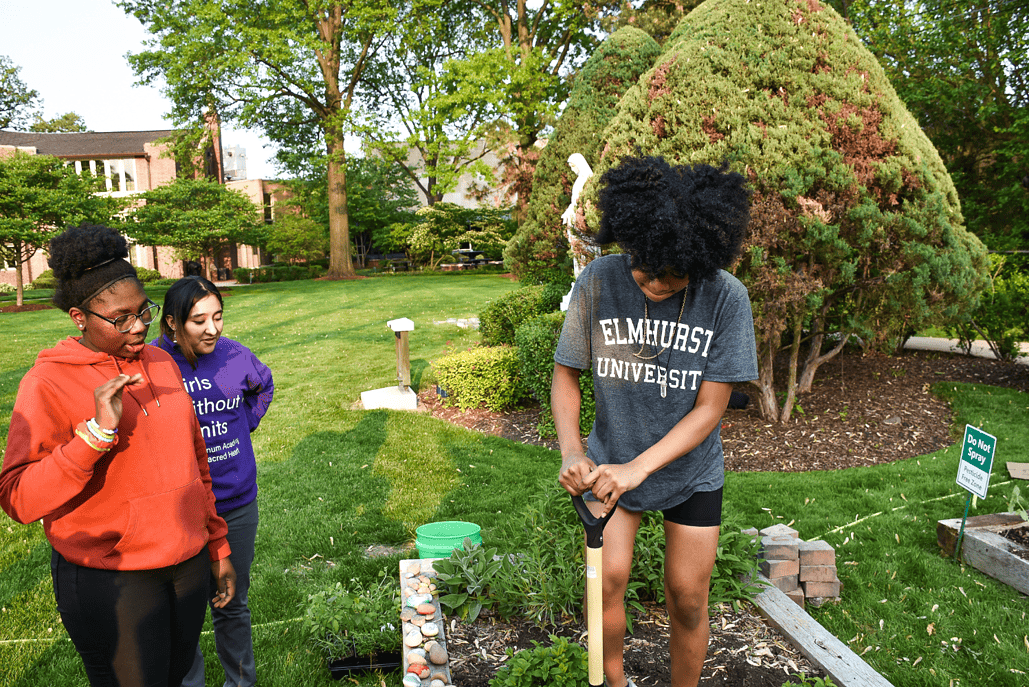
[0,0,280,179]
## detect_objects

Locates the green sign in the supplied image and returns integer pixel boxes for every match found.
[956,424,997,499]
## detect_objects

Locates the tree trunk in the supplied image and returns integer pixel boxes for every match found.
[14,240,24,308]
[797,305,851,393]
[779,315,805,424]
[326,135,355,279]
[751,333,780,422]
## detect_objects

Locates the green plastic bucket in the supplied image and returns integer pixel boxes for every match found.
[415,521,482,559]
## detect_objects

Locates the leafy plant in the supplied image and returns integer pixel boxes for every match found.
[489,635,587,687]
[1008,485,1029,521]
[480,283,565,346]
[514,311,595,437]
[29,269,55,290]
[300,574,400,660]
[134,267,163,283]
[784,674,838,687]
[709,515,768,611]
[0,282,15,294]
[434,538,504,622]
[432,345,528,411]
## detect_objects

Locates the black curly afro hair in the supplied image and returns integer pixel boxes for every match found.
[49,223,141,312]
[595,155,751,283]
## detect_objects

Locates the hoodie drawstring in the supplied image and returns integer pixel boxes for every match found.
[111,355,161,416]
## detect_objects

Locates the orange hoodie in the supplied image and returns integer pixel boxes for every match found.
[0,337,230,570]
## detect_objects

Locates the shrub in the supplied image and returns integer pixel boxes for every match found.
[947,254,1028,361]
[432,345,527,411]
[489,635,587,687]
[30,269,56,290]
[514,312,595,437]
[0,283,15,294]
[134,267,163,283]
[233,265,326,284]
[586,0,989,422]
[479,284,565,346]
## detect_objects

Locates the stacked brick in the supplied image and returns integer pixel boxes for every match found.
[743,524,841,609]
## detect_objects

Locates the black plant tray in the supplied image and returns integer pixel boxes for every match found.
[328,651,402,679]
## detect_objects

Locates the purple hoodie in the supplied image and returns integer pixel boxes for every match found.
[153,334,274,513]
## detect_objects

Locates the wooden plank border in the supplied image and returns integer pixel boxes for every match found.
[751,574,895,687]
[937,515,1029,595]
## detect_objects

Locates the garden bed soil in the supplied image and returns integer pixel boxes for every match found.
[448,602,823,687]
[1001,523,1029,561]
[419,349,1029,686]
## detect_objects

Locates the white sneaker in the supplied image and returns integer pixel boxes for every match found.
[603,679,637,687]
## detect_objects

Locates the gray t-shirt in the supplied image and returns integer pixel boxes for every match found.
[554,254,758,511]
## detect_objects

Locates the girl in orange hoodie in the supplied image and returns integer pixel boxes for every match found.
[0,224,235,687]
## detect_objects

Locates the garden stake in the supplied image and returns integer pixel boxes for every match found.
[572,494,617,687]
[954,491,973,562]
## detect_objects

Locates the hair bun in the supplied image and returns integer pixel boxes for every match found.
[49,224,129,281]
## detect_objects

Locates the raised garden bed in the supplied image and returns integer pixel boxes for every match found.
[937,512,1029,595]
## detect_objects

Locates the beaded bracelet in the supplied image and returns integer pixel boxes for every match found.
[75,428,112,453]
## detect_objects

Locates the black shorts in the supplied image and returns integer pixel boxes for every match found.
[662,487,723,527]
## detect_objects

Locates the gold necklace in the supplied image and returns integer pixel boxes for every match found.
[633,284,687,360]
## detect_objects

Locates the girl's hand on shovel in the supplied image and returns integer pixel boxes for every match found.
[559,453,596,496]
[583,463,646,516]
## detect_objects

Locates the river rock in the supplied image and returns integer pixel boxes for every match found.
[400,607,416,622]
[408,652,427,665]
[407,664,430,678]
[428,642,448,664]
[411,616,426,627]
[406,593,433,608]
[403,630,422,647]
[421,621,439,637]
[416,603,436,616]
[402,674,421,687]
[431,680,446,687]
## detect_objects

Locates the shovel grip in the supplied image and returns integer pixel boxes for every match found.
[571,494,616,549]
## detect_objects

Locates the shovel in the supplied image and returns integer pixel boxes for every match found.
[571,494,617,687]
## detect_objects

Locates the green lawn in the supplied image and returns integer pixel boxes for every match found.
[2,274,1028,686]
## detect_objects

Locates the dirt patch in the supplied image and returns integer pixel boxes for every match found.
[1000,523,1029,562]
[449,602,825,687]
[0,302,54,314]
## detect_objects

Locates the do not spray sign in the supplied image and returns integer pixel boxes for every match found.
[956,424,997,499]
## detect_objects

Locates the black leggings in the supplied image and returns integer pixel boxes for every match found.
[51,549,209,687]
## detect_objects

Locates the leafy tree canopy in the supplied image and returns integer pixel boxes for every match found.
[581,0,989,422]
[0,55,41,130]
[266,214,328,264]
[28,112,88,133]
[0,153,122,304]
[406,202,516,269]
[119,0,421,278]
[504,26,663,281]
[124,178,261,279]
[842,0,1029,251]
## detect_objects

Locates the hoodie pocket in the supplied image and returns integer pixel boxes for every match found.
[100,479,209,569]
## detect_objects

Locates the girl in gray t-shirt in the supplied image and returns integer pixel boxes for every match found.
[555,155,757,687]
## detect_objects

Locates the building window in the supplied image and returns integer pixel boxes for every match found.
[263,193,273,224]
[74,159,138,194]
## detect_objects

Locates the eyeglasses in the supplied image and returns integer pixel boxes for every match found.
[83,299,161,333]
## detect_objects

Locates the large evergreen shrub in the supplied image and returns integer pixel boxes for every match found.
[577,0,989,422]
[503,27,662,281]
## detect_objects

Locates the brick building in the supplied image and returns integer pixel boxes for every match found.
[0,128,272,288]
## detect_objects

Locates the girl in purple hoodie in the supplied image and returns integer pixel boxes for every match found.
[154,276,274,687]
